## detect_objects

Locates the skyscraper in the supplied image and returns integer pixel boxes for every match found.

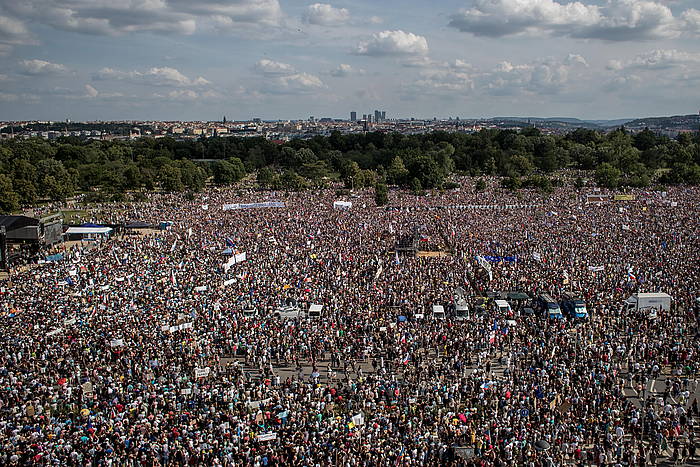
[350,111,357,122]
[374,110,381,123]
[381,111,386,121]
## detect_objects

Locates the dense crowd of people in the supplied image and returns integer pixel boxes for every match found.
[1,179,699,466]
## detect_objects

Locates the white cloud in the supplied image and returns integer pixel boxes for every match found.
[329,63,355,77]
[607,49,700,71]
[303,3,350,26]
[84,84,98,98]
[405,55,588,97]
[369,16,383,24]
[681,9,700,34]
[18,59,69,75]
[93,67,210,87]
[603,74,642,92]
[253,59,296,76]
[1,0,282,37]
[266,72,325,94]
[449,0,680,41]
[355,30,428,56]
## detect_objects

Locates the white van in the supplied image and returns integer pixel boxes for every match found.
[494,299,512,315]
[275,305,304,320]
[432,304,446,320]
[308,303,323,318]
[455,300,469,321]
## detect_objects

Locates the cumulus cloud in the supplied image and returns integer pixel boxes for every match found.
[18,59,69,75]
[303,3,350,26]
[607,49,700,71]
[328,63,357,77]
[448,0,680,41]
[265,72,325,94]
[253,59,296,76]
[0,14,32,46]
[0,0,282,37]
[93,67,210,87]
[354,30,428,56]
[84,84,98,98]
[405,54,588,97]
[681,9,700,34]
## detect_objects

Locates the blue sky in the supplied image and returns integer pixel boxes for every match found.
[0,0,699,121]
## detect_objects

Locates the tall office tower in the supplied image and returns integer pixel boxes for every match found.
[350,111,357,121]
[374,110,381,122]
[381,111,386,121]
[362,114,367,121]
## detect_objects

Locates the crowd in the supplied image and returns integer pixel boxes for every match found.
[1,179,699,466]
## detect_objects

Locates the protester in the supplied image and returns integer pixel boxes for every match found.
[1,179,698,466]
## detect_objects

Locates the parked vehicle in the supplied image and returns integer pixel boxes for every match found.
[538,294,563,319]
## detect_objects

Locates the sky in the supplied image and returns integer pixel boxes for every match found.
[0,0,699,121]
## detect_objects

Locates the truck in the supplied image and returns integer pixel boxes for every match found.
[308,303,323,318]
[455,299,469,321]
[624,293,671,318]
[494,299,512,316]
[538,294,563,319]
[432,304,446,320]
[561,293,588,319]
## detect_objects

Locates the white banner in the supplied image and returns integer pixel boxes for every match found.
[169,322,193,333]
[110,338,124,347]
[532,252,541,262]
[256,433,278,441]
[194,285,208,292]
[223,278,236,286]
[195,367,210,378]
[352,413,365,426]
[588,265,604,272]
[234,252,247,263]
[247,398,272,409]
[223,202,285,211]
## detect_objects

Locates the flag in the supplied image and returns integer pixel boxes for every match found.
[627,269,637,282]
[394,251,400,265]
[225,237,235,247]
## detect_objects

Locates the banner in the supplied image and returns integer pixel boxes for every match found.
[195,367,210,378]
[223,201,285,211]
[110,338,124,347]
[475,256,493,281]
[588,265,604,272]
[532,252,541,262]
[169,322,193,333]
[614,194,636,201]
[256,433,278,442]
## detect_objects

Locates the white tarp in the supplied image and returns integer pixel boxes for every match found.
[65,227,113,235]
[333,201,352,210]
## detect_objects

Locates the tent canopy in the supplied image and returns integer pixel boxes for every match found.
[65,227,113,235]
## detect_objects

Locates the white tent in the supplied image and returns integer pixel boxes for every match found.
[65,227,113,235]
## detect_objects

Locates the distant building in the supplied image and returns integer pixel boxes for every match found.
[375,110,381,123]
[381,111,386,121]
[350,111,357,122]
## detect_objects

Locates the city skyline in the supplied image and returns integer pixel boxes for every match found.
[0,0,700,121]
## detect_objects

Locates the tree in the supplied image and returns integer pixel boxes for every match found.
[387,156,409,185]
[410,177,422,195]
[0,174,19,213]
[257,167,276,188]
[158,164,184,192]
[213,159,244,185]
[595,162,621,188]
[341,161,361,189]
[475,179,486,192]
[374,183,388,206]
[281,170,307,191]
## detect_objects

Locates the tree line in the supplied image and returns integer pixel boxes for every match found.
[0,127,699,213]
